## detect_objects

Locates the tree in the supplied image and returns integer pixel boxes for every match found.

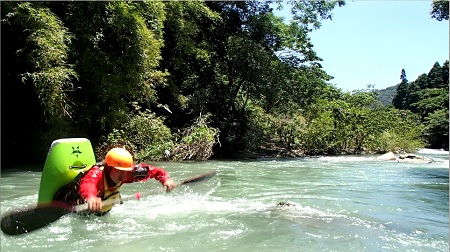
[427,62,444,89]
[431,0,449,21]
[424,109,449,149]
[400,69,407,84]
[1,1,169,163]
[158,1,344,157]
[392,69,408,109]
[393,61,449,149]
[442,60,449,89]
[1,2,77,163]
[404,76,422,114]
[60,1,167,134]
[2,2,76,121]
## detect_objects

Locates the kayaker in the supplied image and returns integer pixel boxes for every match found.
[54,147,175,215]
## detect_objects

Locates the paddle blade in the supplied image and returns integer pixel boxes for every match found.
[180,170,217,185]
[1,202,74,236]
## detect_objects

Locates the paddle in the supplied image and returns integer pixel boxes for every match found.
[1,170,217,236]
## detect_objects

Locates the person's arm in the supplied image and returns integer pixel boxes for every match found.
[79,166,104,211]
[124,164,175,191]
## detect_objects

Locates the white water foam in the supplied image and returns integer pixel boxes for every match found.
[417,148,449,155]
[317,156,378,162]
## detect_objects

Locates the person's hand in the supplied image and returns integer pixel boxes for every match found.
[86,196,102,212]
[163,178,176,192]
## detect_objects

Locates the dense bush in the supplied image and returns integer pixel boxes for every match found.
[170,114,220,161]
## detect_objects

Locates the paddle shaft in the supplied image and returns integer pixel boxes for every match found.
[1,170,216,235]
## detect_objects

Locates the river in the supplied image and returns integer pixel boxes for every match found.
[1,149,448,252]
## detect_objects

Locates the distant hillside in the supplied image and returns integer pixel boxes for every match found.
[376,84,398,106]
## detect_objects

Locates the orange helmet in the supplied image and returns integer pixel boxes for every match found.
[105,148,133,171]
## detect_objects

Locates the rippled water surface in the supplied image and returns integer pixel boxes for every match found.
[1,149,448,252]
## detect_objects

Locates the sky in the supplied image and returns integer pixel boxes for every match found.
[274,1,449,92]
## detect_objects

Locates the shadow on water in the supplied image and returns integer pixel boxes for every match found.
[403,167,449,193]
[405,167,449,180]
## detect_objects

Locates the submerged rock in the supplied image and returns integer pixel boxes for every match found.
[397,154,433,164]
[277,201,297,207]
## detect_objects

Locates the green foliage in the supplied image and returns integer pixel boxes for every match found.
[392,61,448,149]
[301,96,425,155]
[302,110,335,154]
[424,109,449,149]
[59,1,168,135]
[125,112,172,161]
[159,0,222,117]
[279,0,346,30]
[411,88,448,119]
[96,105,173,162]
[244,104,308,153]
[392,69,409,109]
[95,129,132,162]
[364,109,425,153]
[431,0,449,21]
[3,2,77,121]
[241,104,274,150]
[226,35,276,112]
[271,112,307,150]
[2,0,441,165]
[170,114,220,161]
[368,131,422,154]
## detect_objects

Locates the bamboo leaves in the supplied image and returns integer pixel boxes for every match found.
[5,2,76,120]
